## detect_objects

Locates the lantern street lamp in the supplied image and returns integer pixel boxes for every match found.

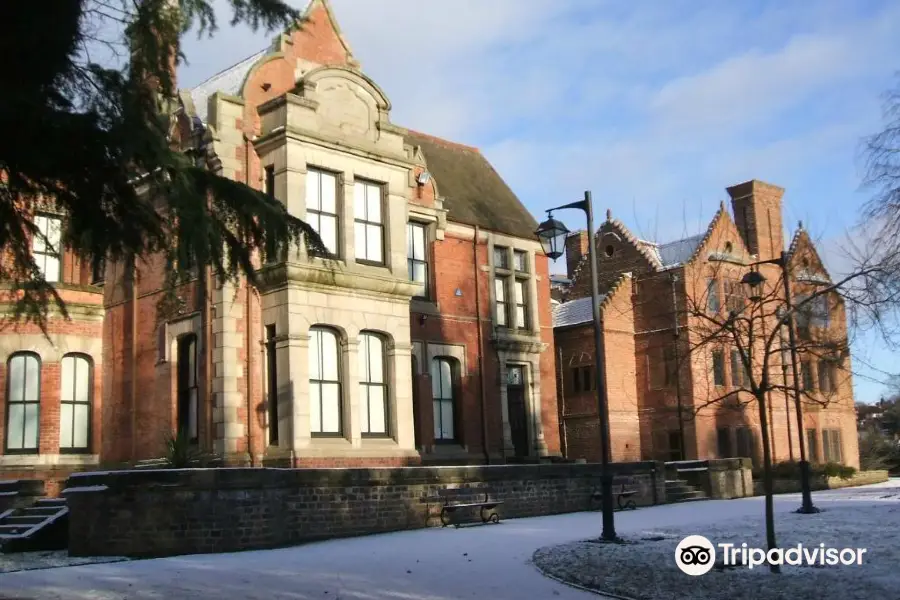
[741,253,819,514]
[536,191,619,542]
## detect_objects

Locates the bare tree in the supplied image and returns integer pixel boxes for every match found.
[674,225,893,573]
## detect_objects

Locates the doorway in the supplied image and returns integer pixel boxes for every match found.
[507,365,529,458]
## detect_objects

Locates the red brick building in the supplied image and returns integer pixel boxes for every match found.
[0,0,560,490]
[553,180,860,469]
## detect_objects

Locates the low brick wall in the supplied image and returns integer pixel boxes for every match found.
[64,462,665,557]
[0,479,46,513]
[752,469,889,495]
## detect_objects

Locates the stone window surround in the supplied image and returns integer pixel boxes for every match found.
[410,341,470,455]
[411,340,549,459]
[4,352,41,454]
[497,355,548,458]
[266,323,412,455]
[260,156,405,275]
[485,231,542,334]
[0,334,102,462]
[407,204,447,314]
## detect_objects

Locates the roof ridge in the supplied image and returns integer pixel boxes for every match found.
[552,272,632,328]
[680,203,728,268]
[600,272,632,312]
[404,128,480,152]
[787,222,805,255]
[188,48,268,91]
[608,218,663,269]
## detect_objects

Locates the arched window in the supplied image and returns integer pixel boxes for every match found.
[431,357,457,442]
[60,354,92,452]
[5,352,41,453]
[358,333,388,436]
[309,327,342,435]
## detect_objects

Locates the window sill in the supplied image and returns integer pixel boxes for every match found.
[411,298,440,315]
[355,259,388,269]
[0,453,100,467]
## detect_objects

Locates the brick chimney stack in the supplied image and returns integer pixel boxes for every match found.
[726,180,785,262]
[565,231,590,279]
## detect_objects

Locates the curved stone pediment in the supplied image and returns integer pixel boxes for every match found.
[294,67,392,142]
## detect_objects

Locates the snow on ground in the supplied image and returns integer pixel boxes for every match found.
[534,503,899,600]
[0,479,896,600]
[0,551,127,574]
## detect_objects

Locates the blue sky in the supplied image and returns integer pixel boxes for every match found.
[177,0,900,402]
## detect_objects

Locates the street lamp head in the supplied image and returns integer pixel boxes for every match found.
[535,214,570,260]
[741,269,766,302]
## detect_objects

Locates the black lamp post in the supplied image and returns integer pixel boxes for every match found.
[740,254,819,514]
[537,191,618,542]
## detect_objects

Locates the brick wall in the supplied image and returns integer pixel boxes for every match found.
[65,462,665,557]
[556,277,640,462]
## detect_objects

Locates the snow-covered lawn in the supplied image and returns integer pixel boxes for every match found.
[534,498,900,600]
[0,551,127,574]
[0,479,896,599]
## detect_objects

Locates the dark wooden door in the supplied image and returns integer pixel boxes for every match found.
[507,366,529,458]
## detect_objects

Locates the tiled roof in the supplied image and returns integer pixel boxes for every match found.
[188,48,269,123]
[658,234,705,268]
[404,130,539,240]
[552,296,598,328]
[636,234,704,269]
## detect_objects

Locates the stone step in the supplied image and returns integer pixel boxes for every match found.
[35,498,66,507]
[0,524,35,535]
[670,495,709,504]
[21,506,61,516]
[5,515,47,525]
[0,506,68,553]
[664,479,689,486]
[667,489,707,503]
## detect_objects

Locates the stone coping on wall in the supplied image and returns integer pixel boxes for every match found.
[751,469,889,496]
[64,461,664,494]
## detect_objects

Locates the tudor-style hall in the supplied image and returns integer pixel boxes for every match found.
[552,180,860,469]
[0,0,560,489]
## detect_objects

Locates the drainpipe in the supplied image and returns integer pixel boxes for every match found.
[474,225,490,465]
[130,257,138,461]
[202,264,213,455]
[243,133,255,466]
[669,272,686,460]
[557,344,567,458]
[252,287,266,462]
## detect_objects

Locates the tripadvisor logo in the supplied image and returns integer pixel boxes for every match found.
[675,535,716,576]
[674,535,868,575]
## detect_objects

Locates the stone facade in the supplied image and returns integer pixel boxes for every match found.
[554,179,860,469]
[64,462,666,557]
[0,0,560,486]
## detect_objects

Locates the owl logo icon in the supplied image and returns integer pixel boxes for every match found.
[675,535,716,576]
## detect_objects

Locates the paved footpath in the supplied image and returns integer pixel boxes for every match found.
[1,480,897,600]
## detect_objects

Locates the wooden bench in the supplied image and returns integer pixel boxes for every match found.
[590,483,638,511]
[436,487,503,528]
